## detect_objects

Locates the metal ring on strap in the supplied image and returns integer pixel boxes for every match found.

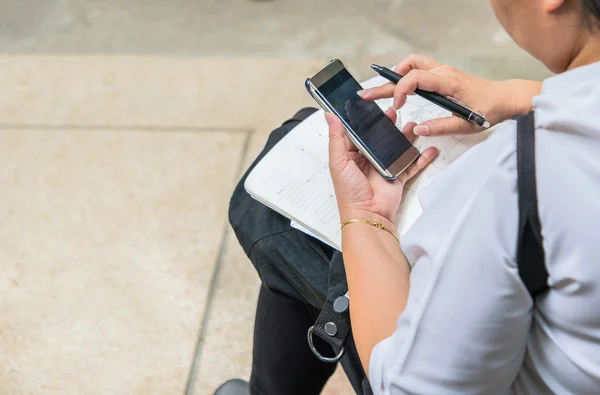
[307,326,345,363]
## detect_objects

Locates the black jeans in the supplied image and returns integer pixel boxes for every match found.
[249,286,337,395]
[229,108,370,394]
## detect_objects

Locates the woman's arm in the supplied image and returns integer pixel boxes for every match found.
[325,109,437,374]
[338,209,411,375]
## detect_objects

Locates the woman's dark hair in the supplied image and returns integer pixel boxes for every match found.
[582,0,600,28]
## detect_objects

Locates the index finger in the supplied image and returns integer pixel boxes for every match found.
[393,69,457,110]
[394,54,442,76]
[358,54,442,101]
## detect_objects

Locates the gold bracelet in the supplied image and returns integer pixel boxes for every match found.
[340,219,400,244]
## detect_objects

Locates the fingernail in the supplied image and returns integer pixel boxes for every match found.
[357,90,369,98]
[393,97,400,110]
[414,125,430,136]
[424,147,439,160]
[387,106,395,114]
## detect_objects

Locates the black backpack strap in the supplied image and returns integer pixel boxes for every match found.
[516,111,549,298]
[309,292,374,393]
[308,293,350,363]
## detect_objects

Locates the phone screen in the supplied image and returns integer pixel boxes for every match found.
[318,69,413,169]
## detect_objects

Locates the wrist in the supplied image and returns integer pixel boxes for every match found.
[339,208,396,231]
[494,79,542,122]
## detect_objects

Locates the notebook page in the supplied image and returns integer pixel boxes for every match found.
[245,111,342,247]
[245,75,491,250]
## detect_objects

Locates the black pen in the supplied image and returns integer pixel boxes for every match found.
[370,64,490,128]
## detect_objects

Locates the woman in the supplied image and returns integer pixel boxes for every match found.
[216,0,600,393]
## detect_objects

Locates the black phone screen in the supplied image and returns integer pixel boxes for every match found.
[318,69,413,169]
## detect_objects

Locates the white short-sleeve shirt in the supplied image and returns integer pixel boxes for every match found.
[368,61,600,394]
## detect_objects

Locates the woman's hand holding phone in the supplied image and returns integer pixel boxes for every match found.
[326,109,438,227]
[358,54,542,136]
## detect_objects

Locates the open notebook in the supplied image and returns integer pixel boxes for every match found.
[245,74,492,250]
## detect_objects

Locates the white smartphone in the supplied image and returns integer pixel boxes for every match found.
[305,59,420,180]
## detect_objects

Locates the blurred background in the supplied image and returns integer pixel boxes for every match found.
[0,1,549,394]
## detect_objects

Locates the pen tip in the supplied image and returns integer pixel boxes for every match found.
[370,64,382,72]
[483,121,491,128]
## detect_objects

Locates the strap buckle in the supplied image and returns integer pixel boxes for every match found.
[307,326,345,363]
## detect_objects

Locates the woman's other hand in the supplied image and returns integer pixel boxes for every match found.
[326,110,438,226]
[358,54,542,136]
